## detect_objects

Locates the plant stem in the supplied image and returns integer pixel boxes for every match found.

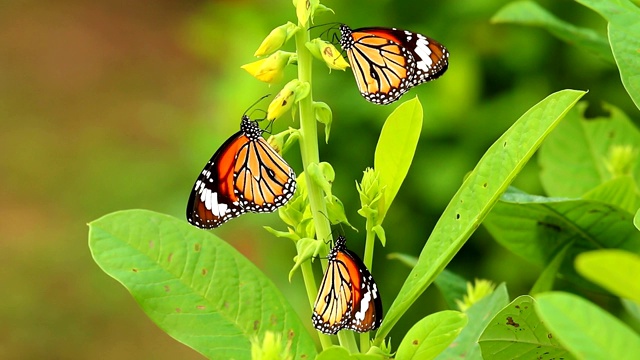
[295,19,355,350]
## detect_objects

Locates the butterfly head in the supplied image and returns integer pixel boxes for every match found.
[240,115,263,140]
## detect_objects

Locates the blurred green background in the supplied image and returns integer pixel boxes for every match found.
[1,0,636,358]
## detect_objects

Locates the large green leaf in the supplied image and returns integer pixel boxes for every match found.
[479,295,574,360]
[492,1,613,63]
[374,96,423,222]
[538,102,640,198]
[396,310,467,360]
[536,292,640,359]
[483,188,640,288]
[577,0,640,110]
[575,249,640,303]
[88,210,316,360]
[436,283,510,360]
[373,89,586,344]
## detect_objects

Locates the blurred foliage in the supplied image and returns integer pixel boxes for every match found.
[1,0,637,358]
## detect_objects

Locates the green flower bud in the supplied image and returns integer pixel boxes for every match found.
[251,331,292,360]
[357,167,385,218]
[254,22,299,57]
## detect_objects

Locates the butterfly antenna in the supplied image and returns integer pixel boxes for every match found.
[243,94,271,118]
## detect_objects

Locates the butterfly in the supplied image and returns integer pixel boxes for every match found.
[186,114,296,228]
[338,24,449,105]
[312,236,383,334]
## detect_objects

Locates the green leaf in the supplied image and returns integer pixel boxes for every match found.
[387,252,418,268]
[539,102,640,198]
[583,176,640,214]
[529,242,570,296]
[374,90,586,344]
[635,208,640,231]
[575,249,640,303]
[536,291,640,359]
[483,188,640,288]
[307,162,334,201]
[479,295,574,360]
[374,96,423,222]
[396,311,468,360]
[576,0,640,110]
[622,298,640,324]
[434,270,469,310]
[324,195,356,230]
[492,0,613,63]
[88,210,316,360]
[436,283,510,360]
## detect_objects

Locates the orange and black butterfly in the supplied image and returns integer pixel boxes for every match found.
[186,113,296,229]
[312,236,383,334]
[339,24,449,105]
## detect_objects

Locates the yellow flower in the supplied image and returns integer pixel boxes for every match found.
[254,22,298,57]
[241,51,294,84]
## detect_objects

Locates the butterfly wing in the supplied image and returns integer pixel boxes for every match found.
[233,137,296,213]
[312,254,354,334]
[341,247,383,332]
[186,131,249,228]
[340,25,449,105]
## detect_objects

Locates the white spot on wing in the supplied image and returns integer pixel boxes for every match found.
[414,35,433,71]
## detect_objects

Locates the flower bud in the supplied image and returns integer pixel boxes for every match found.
[357,167,385,217]
[254,22,298,57]
[267,79,310,121]
[455,279,496,313]
[241,51,294,84]
[305,38,349,71]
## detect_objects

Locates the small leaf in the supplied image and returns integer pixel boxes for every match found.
[436,283,510,360]
[396,311,468,360]
[433,269,469,310]
[263,226,300,241]
[88,210,316,360]
[307,162,333,200]
[575,249,640,303]
[371,224,386,246]
[529,242,571,295]
[479,295,574,360]
[492,1,613,63]
[539,102,640,198]
[576,0,640,110]
[536,291,640,359]
[374,97,423,222]
[325,195,356,230]
[387,252,418,268]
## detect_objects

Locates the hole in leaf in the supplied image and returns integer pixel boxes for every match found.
[548,333,553,339]
[483,182,488,188]
[503,141,507,147]
[412,340,419,345]
[456,213,460,220]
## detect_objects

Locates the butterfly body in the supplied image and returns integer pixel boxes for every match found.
[339,24,449,105]
[186,115,296,228]
[312,236,383,334]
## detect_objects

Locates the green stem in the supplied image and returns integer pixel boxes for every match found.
[338,331,359,354]
[359,218,376,352]
[295,19,357,351]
